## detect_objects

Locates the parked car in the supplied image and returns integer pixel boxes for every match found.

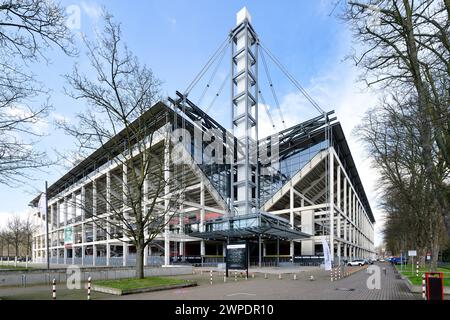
[347,259,366,266]
[391,256,408,265]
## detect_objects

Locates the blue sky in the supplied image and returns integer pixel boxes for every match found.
[0,0,384,246]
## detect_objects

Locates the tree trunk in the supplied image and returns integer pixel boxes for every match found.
[136,245,145,279]
[418,248,427,268]
[430,238,440,272]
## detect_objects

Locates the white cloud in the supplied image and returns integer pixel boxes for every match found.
[0,209,32,229]
[51,112,71,124]
[80,1,103,21]
[3,105,50,136]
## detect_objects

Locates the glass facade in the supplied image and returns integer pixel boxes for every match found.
[173,113,329,211]
[260,138,328,205]
[172,118,231,202]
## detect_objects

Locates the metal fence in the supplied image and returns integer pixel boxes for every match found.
[0,266,193,287]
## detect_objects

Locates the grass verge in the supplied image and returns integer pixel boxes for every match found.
[396,265,450,286]
[94,276,188,291]
[0,265,31,271]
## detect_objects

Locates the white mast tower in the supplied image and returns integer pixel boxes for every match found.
[230,7,259,216]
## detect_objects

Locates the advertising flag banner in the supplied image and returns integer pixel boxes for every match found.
[64,226,74,248]
[322,238,332,271]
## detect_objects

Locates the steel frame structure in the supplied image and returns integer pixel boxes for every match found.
[29,8,375,267]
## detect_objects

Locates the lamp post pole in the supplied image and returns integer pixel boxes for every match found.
[45,181,50,270]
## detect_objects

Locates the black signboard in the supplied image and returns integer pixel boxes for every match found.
[226,242,248,277]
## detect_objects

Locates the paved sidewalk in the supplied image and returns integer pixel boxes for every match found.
[108,263,419,300]
[0,263,424,300]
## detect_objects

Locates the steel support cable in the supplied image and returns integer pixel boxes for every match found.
[184,36,231,96]
[258,90,276,130]
[259,42,325,115]
[197,41,230,107]
[259,47,287,129]
[205,71,230,114]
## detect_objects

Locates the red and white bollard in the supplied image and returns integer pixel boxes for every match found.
[87,276,91,300]
[416,261,419,277]
[210,270,213,285]
[422,274,426,300]
[52,279,56,300]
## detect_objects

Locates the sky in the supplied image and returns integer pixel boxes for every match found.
[0,0,385,246]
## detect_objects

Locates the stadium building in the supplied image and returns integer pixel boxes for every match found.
[30,8,375,267]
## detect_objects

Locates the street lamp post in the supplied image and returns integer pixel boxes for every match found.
[45,181,50,270]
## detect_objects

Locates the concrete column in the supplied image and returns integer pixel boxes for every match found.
[353,193,356,226]
[50,204,54,232]
[329,150,334,261]
[106,244,110,267]
[163,132,170,266]
[179,242,184,257]
[301,210,314,255]
[122,164,127,267]
[344,243,348,260]
[200,181,205,261]
[200,241,205,256]
[344,178,347,215]
[56,201,60,229]
[337,213,341,239]
[337,165,341,209]
[123,243,128,266]
[71,193,76,265]
[106,171,111,267]
[290,187,294,262]
[143,167,149,267]
[64,196,68,226]
[337,242,341,263]
[144,243,148,267]
[81,186,85,266]
[93,180,97,267]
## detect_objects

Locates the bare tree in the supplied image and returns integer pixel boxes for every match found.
[59,14,184,279]
[21,214,37,257]
[0,230,10,257]
[6,214,24,257]
[0,0,75,186]
[344,0,450,233]
[356,91,448,269]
